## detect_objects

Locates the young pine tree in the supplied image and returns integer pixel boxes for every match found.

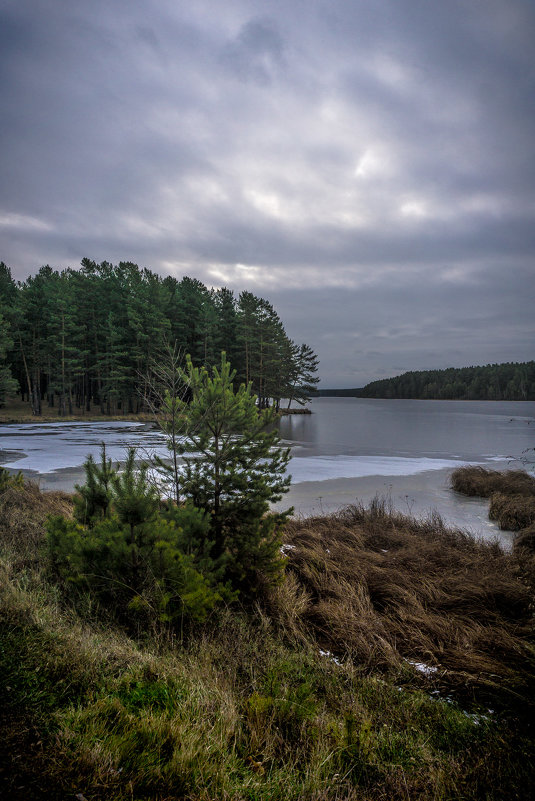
[49,446,222,627]
[173,352,292,596]
[73,444,116,525]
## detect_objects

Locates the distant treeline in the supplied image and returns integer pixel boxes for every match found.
[0,260,318,414]
[318,362,535,401]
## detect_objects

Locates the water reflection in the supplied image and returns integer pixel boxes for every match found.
[280,398,535,463]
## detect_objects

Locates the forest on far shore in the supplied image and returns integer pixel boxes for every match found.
[319,361,535,401]
[0,260,318,415]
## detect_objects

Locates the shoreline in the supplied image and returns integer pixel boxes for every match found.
[0,407,310,425]
[272,467,512,547]
[5,460,512,548]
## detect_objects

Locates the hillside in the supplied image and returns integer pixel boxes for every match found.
[1,478,534,800]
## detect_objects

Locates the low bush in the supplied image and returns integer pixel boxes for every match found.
[47,513,223,628]
[47,449,230,631]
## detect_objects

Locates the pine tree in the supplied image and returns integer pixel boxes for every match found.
[145,341,189,504]
[111,448,160,538]
[0,310,17,406]
[172,352,292,595]
[74,444,116,525]
[49,447,222,627]
[287,343,320,407]
[212,287,241,370]
[0,263,18,405]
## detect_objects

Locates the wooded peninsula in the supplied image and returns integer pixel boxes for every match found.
[319,361,535,401]
[0,260,318,415]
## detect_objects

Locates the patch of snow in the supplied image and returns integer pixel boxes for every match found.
[463,711,491,725]
[280,544,296,555]
[406,659,439,676]
[0,421,169,473]
[319,649,342,666]
[428,690,494,723]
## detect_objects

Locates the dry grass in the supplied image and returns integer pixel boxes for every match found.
[489,492,535,530]
[451,465,535,536]
[451,465,535,497]
[279,500,535,711]
[0,479,72,565]
[515,523,535,553]
[0,481,72,568]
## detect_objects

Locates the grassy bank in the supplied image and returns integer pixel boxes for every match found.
[1,482,534,800]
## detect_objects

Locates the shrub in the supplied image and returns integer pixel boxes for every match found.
[47,513,221,626]
[48,448,225,629]
[0,465,23,491]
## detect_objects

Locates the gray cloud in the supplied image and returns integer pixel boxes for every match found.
[1,0,533,385]
[221,17,285,84]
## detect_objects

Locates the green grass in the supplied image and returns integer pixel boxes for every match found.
[1,481,534,800]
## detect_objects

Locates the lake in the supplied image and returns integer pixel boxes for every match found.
[1,398,534,546]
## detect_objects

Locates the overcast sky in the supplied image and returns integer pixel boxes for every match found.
[1,0,533,386]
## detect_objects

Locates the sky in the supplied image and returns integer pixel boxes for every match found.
[1,0,534,387]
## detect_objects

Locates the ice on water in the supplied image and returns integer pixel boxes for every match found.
[0,421,169,473]
[0,420,472,480]
[288,454,470,484]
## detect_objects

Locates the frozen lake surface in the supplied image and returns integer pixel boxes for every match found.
[0,420,167,473]
[1,398,534,545]
[276,398,535,545]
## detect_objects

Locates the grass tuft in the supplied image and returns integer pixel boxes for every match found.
[282,501,535,713]
[451,466,535,498]
[489,492,535,530]
[0,478,72,566]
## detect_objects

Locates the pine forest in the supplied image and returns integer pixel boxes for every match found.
[320,362,535,401]
[357,362,535,401]
[0,260,319,414]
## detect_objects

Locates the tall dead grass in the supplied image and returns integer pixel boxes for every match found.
[489,492,535,530]
[451,465,535,544]
[278,500,535,711]
[0,480,72,565]
[451,466,535,497]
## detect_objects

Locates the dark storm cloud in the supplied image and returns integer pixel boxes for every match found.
[1,0,533,385]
